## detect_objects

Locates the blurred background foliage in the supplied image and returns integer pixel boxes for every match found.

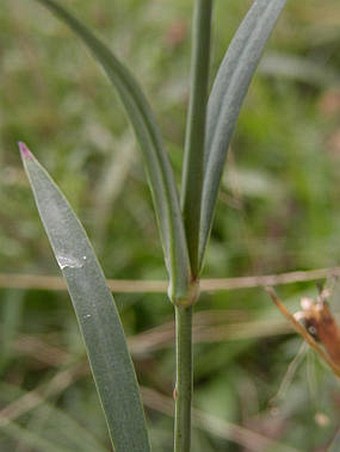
[1,0,340,450]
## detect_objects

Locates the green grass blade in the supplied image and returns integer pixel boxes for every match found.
[33,0,190,303]
[0,382,108,452]
[199,0,287,269]
[1,421,67,452]
[19,142,150,452]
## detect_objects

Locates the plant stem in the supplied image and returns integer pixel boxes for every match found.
[181,0,213,277]
[175,1,212,448]
[174,305,193,452]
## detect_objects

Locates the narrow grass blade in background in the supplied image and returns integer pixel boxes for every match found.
[33,0,190,303]
[19,142,150,452]
[199,0,287,269]
[0,382,108,452]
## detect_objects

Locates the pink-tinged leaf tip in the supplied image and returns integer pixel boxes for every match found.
[18,141,33,159]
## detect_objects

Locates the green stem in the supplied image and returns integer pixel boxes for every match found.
[175,1,212,448]
[181,0,213,277]
[174,305,193,452]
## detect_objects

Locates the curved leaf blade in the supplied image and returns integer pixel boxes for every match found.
[199,0,287,269]
[34,0,190,302]
[19,142,150,452]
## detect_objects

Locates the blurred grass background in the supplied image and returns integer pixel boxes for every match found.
[1,0,340,450]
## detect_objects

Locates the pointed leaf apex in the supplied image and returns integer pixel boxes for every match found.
[18,141,33,160]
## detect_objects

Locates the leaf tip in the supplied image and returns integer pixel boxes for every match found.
[18,141,33,160]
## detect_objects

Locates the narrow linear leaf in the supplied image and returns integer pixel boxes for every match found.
[181,0,213,277]
[19,142,150,452]
[199,0,287,269]
[33,0,190,302]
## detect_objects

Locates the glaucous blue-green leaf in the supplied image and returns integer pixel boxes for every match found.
[34,0,190,303]
[199,0,287,269]
[19,142,150,452]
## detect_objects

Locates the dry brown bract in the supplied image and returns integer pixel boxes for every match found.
[266,284,340,378]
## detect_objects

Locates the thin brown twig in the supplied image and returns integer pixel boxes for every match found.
[0,266,340,294]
